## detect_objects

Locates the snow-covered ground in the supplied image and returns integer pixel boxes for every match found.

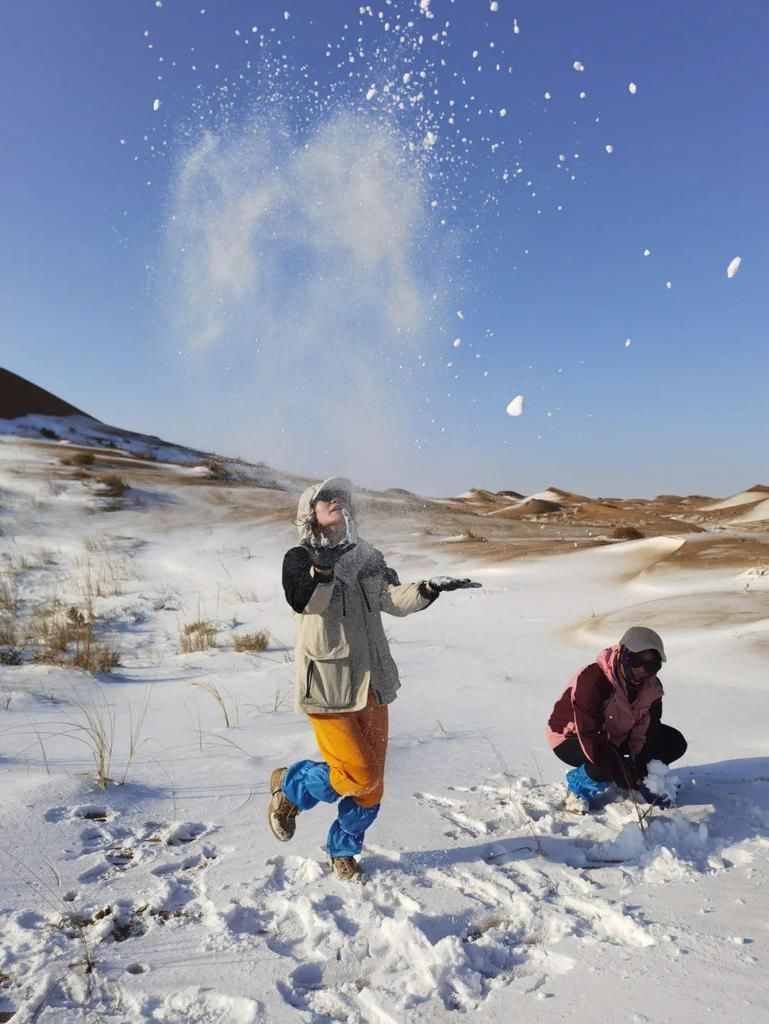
[1,435,768,1023]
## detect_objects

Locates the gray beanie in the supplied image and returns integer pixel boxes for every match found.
[619,626,666,662]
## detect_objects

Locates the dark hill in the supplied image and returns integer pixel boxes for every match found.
[0,368,93,420]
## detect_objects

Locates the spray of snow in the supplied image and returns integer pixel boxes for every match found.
[166,111,443,483]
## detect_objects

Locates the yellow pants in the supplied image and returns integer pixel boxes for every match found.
[307,688,389,808]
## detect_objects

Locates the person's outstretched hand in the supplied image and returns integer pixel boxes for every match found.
[636,782,674,809]
[309,543,356,573]
[426,576,482,593]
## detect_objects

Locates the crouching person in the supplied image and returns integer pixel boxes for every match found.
[546,626,687,813]
[268,476,480,881]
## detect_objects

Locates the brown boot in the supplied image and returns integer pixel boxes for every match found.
[330,855,364,882]
[268,767,299,841]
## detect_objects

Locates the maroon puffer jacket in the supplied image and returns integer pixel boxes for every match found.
[546,646,664,785]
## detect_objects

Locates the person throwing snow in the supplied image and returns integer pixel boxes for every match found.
[546,626,687,813]
[269,477,480,881]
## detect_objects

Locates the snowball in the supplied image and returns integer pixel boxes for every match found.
[506,395,524,416]
[628,81,637,94]
[152,98,161,111]
[605,144,614,154]
[726,256,742,278]
[573,60,585,72]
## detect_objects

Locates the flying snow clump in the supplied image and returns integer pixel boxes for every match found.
[152,98,161,111]
[726,256,742,278]
[628,82,638,94]
[490,1,499,10]
[625,338,632,348]
[572,61,585,72]
[506,395,524,417]
[605,144,614,154]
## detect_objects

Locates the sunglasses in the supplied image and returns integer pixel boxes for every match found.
[315,490,349,505]
[628,651,662,673]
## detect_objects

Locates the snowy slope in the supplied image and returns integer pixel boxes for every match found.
[1,436,768,1023]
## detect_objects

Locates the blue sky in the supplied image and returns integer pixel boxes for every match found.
[1,0,767,497]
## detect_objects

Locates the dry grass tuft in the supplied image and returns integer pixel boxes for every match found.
[233,629,270,653]
[180,619,216,654]
[32,603,120,674]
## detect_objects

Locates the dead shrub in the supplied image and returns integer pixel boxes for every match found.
[71,451,96,466]
[611,526,645,541]
[180,620,216,653]
[97,475,128,498]
[233,630,270,653]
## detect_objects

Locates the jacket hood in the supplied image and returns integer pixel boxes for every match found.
[296,477,354,543]
[596,645,663,698]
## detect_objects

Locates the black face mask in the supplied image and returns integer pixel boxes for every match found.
[628,651,662,676]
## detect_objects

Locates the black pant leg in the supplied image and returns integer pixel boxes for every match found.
[552,738,614,782]
[644,724,687,766]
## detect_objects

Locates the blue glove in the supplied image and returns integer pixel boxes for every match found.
[637,783,673,809]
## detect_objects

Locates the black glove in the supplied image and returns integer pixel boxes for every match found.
[636,783,673,809]
[308,542,356,573]
[426,576,482,593]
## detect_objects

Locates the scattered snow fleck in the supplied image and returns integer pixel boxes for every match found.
[726,256,742,278]
[154,0,162,6]
[499,107,507,117]
[283,10,290,20]
[490,1,499,10]
[423,131,438,149]
[152,98,161,111]
[643,248,651,256]
[579,91,587,99]
[628,81,638,94]
[512,17,520,33]
[419,0,434,17]
[402,72,411,84]
[456,310,464,319]
[666,281,672,289]
[506,395,524,417]
[366,85,377,100]
[573,60,585,72]
[453,338,462,348]
[544,91,552,100]
[625,338,632,347]
[605,144,614,154]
